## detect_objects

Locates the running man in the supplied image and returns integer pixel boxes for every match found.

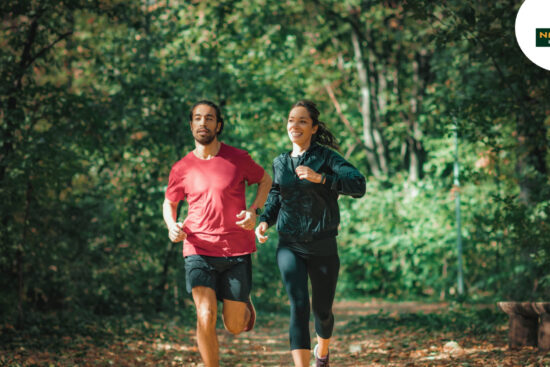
[163,100,272,367]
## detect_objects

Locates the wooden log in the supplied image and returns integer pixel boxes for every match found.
[497,302,538,349]
[533,302,550,351]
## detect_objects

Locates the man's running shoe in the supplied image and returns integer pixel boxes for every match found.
[243,297,256,332]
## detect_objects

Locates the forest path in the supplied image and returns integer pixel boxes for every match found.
[213,300,546,366]
[3,300,549,366]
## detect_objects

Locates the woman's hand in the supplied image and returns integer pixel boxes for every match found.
[295,165,323,183]
[255,222,269,243]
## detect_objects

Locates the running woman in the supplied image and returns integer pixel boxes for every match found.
[255,100,365,367]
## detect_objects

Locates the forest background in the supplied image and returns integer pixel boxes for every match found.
[1,0,549,334]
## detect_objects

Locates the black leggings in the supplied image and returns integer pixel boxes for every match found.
[276,246,340,350]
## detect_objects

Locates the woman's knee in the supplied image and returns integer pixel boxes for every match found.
[290,297,310,317]
[312,302,330,316]
[312,306,333,324]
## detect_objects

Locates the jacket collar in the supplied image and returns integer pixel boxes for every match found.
[287,142,320,158]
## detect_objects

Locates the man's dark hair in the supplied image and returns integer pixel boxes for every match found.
[189,100,224,136]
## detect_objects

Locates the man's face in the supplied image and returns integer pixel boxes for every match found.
[190,104,221,145]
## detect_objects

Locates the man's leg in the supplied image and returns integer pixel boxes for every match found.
[222,299,250,334]
[219,254,253,334]
[192,286,219,367]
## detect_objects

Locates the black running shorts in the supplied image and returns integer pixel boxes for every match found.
[184,254,252,302]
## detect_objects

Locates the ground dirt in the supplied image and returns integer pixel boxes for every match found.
[2,300,549,366]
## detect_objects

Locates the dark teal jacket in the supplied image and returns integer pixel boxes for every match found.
[259,143,366,243]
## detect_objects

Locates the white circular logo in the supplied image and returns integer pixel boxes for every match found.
[515,0,550,71]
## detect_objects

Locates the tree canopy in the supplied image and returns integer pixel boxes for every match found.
[1,0,549,326]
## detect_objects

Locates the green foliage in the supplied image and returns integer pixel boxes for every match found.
[251,236,288,312]
[1,0,549,328]
[338,175,457,298]
[345,305,506,335]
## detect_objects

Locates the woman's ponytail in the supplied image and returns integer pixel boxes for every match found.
[314,121,339,151]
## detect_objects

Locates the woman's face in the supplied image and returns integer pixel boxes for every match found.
[287,106,318,146]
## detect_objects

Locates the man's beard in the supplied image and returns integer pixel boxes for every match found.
[193,131,217,145]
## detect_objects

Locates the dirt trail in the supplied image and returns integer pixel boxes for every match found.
[3,300,549,366]
[215,300,547,367]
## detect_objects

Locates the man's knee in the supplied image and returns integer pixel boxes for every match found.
[223,313,246,335]
[196,305,217,328]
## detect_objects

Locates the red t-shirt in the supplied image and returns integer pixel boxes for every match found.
[165,143,265,257]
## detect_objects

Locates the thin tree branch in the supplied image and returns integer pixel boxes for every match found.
[344,142,357,160]
[24,30,73,70]
[324,83,367,149]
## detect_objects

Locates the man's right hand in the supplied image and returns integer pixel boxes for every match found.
[169,222,187,242]
[255,222,269,243]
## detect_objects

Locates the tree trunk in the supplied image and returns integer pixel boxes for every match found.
[515,111,548,204]
[17,180,33,328]
[6,16,41,329]
[155,240,177,312]
[155,198,184,312]
[350,26,382,178]
[406,54,426,182]
[367,51,390,176]
[1,16,39,183]
[408,58,421,182]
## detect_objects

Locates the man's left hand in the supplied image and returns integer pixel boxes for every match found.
[236,210,256,230]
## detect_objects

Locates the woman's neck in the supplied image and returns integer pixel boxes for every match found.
[194,140,221,160]
[291,141,311,157]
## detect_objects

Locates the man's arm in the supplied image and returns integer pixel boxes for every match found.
[249,171,272,212]
[236,171,272,230]
[163,198,186,242]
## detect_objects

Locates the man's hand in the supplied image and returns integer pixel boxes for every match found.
[295,165,323,183]
[236,210,256,230]
[255,222,269,243]
[168,222,187,242]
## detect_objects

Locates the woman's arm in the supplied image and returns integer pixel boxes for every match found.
[324,151,366,198]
